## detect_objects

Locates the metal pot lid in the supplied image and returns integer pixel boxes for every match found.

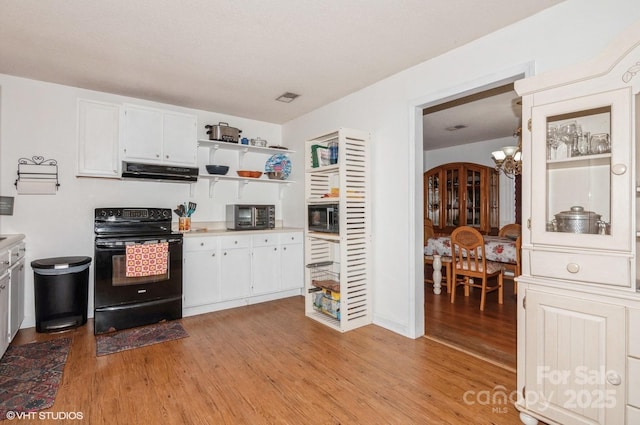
[554,206,601,219]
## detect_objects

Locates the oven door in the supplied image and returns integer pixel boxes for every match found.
[94,234,183,308]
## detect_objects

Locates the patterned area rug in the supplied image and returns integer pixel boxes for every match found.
[96,321,188,356]
[0,338,72,420]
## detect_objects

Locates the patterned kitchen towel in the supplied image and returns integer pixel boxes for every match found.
[125,242,168,277]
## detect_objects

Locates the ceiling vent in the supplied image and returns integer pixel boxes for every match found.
[276,92,300,103]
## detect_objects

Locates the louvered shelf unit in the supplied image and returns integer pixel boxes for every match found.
[304,128,371,332]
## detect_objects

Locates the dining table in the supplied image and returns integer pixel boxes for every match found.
[424,234,517,294]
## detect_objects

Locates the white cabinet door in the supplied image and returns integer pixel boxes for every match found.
[280,232,303,291]
[122,104,198,166]
[0,274,10,355]
[163,112,197,165]
[183,250,219,308]
[529,88,631,253]
[122,104,163,162]
[8,259,24,340]
[252,245,280,295]
[524,289,625,425]
[77,99,121,178]
[220,247,252,301]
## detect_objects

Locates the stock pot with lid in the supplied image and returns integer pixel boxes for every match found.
[552,206,602,234]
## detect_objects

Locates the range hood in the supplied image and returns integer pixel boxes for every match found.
[121,161,199,182]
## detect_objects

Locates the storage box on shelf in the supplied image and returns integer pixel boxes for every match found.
[304,128,371,332]
[197,140,295,198]
[514,23,640,425]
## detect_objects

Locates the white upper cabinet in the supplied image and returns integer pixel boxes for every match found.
[76,99,121,178]
[121,104,197,166]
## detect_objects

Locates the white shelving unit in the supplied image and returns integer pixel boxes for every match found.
[303,128,371,332]
[198,140,295,198]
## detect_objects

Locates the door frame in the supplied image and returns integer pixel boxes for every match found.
[407,62,534,337]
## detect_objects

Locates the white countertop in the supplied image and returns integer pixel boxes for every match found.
[179,225,303,238]
[0,234,25,251]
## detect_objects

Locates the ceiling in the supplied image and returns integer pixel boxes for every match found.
[0,1,560,135]
[422,84,522,151]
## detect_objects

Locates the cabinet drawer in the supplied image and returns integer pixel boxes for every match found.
[280,232,302,244]
[9,242,26,265]
[529,250,630,287]
[628,405,640,424]
[184,237,218,252]
[220,235,251,249]
[0,251,9,276]
[629,357,640,408]
[630,309,640,358]
[252,234,279,247]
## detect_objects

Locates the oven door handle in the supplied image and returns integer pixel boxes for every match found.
[95,238,182,249]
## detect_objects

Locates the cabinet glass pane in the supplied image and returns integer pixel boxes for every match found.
[426,173,440,227]
[466,169,482,227]
[545,107,611,235]
[445,168,459,227]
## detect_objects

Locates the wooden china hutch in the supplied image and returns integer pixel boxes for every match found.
[424,162,499,235]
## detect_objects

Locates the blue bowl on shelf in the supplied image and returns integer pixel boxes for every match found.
[205,165,229,175]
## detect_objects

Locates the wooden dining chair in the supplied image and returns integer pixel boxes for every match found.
[498,223,521,239]
[513,236,522,295]
[498,223,521,294]
[450,226,504,311]
[424,218,452,293]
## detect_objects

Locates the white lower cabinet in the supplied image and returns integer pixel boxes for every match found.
[280,233,304,291]
[517,284,640,425]
[182,231,303,316]
[220,235,252,301]
[183,237,220,308]
[251,235,280,295]
[8,259,25,340]
[0,274,10,356]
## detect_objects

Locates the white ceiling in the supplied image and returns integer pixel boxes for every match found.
[422,85,522,151]
[0,0,561,142]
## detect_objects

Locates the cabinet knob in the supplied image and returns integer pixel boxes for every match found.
[200,242,204,246]
[611,164,627,175]
[224,252,227,256]
[166,155,169,159]
[211,253,215,257]
[234,240,238,244]
[274,247,277,251]
[156,154,160,158]
[566,263,580,273]
[606,372,622,386]
[265,239,268,243]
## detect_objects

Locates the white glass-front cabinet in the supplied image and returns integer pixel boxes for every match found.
[515,23,640,425]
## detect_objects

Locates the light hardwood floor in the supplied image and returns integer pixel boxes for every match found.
[11,296,521,424]
[425,270,518,371]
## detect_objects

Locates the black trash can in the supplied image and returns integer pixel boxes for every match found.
[32,256,91,333]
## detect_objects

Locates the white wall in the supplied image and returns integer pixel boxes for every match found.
[282,0,640,337]
[0,74,286,329]
[424,137,517,227]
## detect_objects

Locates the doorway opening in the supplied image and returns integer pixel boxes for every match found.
[415,68,530,371]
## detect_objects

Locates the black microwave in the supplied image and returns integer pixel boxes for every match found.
[226,204,275,230]
[308,203,339,234]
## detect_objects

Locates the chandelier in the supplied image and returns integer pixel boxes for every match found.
[491,127,522,177]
